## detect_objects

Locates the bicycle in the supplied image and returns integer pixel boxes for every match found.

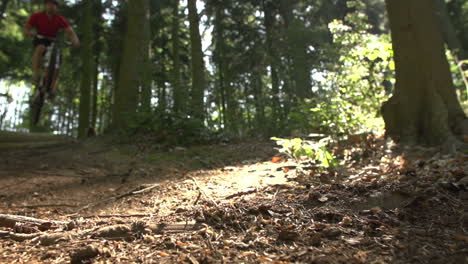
[30,34,66,127]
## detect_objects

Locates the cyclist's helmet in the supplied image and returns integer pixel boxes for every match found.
[44,0,59,5]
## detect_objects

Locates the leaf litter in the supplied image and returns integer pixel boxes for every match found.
[0,138,467,263]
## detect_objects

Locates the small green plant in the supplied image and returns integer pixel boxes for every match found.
[271,137,337,169]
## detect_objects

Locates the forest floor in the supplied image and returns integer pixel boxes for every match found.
[0,133,467,264]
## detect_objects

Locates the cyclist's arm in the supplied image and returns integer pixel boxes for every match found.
[64,26,80,48]
[23,23,36,38]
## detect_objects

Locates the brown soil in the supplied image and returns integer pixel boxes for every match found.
[0,134,467,264]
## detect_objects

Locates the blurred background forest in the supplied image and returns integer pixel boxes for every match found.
[0,0,467,144]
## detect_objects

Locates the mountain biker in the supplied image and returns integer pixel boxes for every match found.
[23,0,79,90]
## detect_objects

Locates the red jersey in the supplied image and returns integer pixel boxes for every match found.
[26,11,70,38]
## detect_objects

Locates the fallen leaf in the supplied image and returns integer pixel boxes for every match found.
[354,251,368,263]
[176,241,188,246]
[257,257,273,262]
[157,251,170,257]
[241,251,256,257]
[271,157,283,163]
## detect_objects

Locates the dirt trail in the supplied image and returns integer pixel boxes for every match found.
[0,134,467,263]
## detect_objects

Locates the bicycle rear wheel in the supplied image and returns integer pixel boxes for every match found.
[30,84,45,126]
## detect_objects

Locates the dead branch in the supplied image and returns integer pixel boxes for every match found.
[72,183,161,214]
[2,203,78,209]
[0,230,41,242]
[189,177,218,207]
[225,187,258,199]
[74,214,155,219]
[0,214,68,230]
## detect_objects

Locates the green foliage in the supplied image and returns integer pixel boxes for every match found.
[271,137,337,169]
[288,0,393,135]
[0,8,31,80]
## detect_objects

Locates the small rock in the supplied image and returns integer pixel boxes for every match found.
[278,230,299,241]
[340,216,353,226]
[92,225,132,239]
[175,207,188,213]
[174,147,187,152]
[344,237,361,246]
[66,221,77,231]
[309,233,322,246]
[318,196,329,203]
[70,246,100,264]
[457,176,468,186]
[323,228,341,239]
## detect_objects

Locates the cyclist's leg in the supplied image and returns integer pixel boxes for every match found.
[32,37,52,85]
[32,44,46,84]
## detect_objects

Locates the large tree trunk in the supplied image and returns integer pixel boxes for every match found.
[188,0,206,122]
[382,0,468,146]
[77,0,94,138]
[112,0,150,129]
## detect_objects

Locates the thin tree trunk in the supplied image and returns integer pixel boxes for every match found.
[433,0,468,97]
[140,3,152,113]
[279,0,311,100]
[214,5,236,134]
[78,0,94,138]
[188,0,206,122]
[90,0,104,132]
[253,71,266,135]
[171,0,184,114]
[433,0,466,59]
[263,0,281,129]
[382,0,468,146]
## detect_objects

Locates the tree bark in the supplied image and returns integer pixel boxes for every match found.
[433,0,465,58]
[214,5,237,134]
[278,0,311,100]
[263,0,281,128]
[253,70,266,135]
[91,0,104,133]
[382,0,468,146]
[78,0,94,138]
[112,0,150,129]
[139,2,152,113]
[188,0,206,122]
[171,0,185,114]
